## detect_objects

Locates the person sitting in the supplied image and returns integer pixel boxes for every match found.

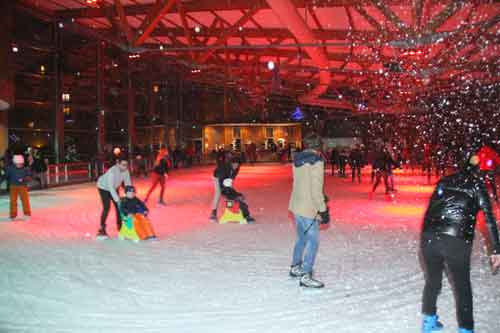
[220,178,255,223]
[120,186,156,240]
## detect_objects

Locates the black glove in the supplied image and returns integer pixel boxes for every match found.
[319,210,330,225]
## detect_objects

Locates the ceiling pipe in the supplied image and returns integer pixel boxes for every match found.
[265,0,352,110]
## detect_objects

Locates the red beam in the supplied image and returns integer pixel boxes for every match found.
[134,0,177,46]
[199,7,260,64]
[115,0,133,44]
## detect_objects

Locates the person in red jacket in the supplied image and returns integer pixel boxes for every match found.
[477,144,500,202]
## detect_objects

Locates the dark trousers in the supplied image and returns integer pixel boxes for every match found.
[421,232,473,330]
[339,161,346,176]
[98,189,122,232]
[145,172,166,202]
[481,170,498,200]
[351,164,361,183]
[372,170,389,193]
[238,199,250,218]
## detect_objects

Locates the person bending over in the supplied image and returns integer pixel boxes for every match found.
[420,154,500,333]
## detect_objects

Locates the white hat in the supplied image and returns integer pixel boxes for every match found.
[222,178,233,188]
[13,155,24,164]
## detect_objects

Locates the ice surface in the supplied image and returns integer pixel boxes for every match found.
[0,164,499,332]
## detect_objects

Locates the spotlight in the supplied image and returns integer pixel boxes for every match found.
[58,22,64,28]
[194,26,201,33]
[159,44,164,51]
[267,61,275,70]
[12,45,19,53]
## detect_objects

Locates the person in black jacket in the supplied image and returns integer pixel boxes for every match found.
[371,149,391,195]
[144,147,169,205]
[220,178,255,223]
[121,186,149,216]
[210,156,240,221]
[420,154,500,333]
[349,145,363,183]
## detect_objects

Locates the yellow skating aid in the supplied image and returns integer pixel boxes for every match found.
[219,200,247,225]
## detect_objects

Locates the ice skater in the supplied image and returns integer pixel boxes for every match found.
[96,157,132,240]
[144,147,170,205]
[0,155,32,221]
[370,148,390,197]
[289,133,330,288]
[120,185,156,240]
[210,155,240,221]
[220,178,255,223]
[420,153,500,333]
[349,145,363,183]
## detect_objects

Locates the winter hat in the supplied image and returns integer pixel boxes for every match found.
[13,155,24,164]
[125,185,136,193]
[222,178,233,188]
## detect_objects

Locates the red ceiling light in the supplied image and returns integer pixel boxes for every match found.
[86,0,98,5]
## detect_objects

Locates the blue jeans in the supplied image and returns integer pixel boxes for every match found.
[292,215,319,273]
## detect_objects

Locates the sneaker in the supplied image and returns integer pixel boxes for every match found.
[158,200,167,206]
[458,329,473,333]
[209,210,217,222]
[9,217,16,222]
[289,265,306,278]
[299,273,324,288]
[422,314,444,333]
[23,215,31,222]
[96,230,109,240]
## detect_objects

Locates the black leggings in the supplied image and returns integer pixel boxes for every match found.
[372,170,389,193]
[99,189,122,232]
[421,232,473,330]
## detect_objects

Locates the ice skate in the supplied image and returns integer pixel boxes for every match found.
[209,210,217,222]
[246,216,256,224]
[96,229,109,240]
[289,264,306,278]
[299,273,324,288]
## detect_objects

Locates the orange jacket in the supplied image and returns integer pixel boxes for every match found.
[478,146,500,171]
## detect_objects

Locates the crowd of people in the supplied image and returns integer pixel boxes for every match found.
[1,130,499,333]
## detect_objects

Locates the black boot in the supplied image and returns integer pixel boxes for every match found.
[209,209,217,222]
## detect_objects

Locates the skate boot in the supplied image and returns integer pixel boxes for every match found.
[422,314,444,333]
[458,329,473,333]
[96,229,109,240]
[209,210,217,222]
[289,264,306,278]
[246,216,256,224]
[299,273,324,288]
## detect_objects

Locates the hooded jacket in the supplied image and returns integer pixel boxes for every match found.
[289,150,327,219]
[422,171,500,254]
[0,165,32,186]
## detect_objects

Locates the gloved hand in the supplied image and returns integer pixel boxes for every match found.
[491,254,500,275]
[319,209,330,225]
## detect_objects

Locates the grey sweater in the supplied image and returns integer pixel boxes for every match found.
[97,165,132,202]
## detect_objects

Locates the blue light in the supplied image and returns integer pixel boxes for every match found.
[291,106,304,121]
[437,187,444,196]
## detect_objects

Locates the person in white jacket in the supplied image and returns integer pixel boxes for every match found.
[96,158,132,240]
